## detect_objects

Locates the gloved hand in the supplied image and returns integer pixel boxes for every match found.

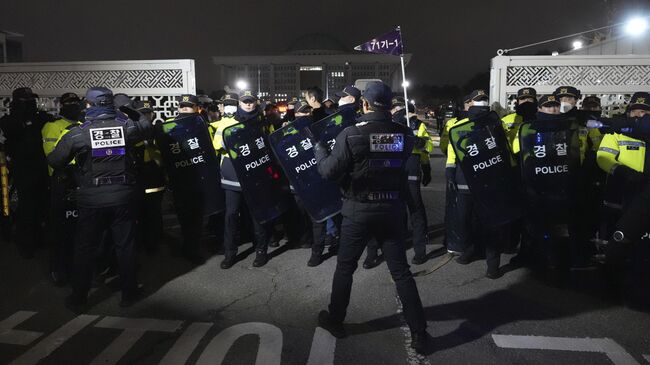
[614,165,645,184]
[422,164,432,186]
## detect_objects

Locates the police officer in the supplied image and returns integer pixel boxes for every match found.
[448,90,505,278]
[502,87,538,148]
[596,92,650,308]
[391,96,433,264]
[314,81,428,354]
[133,100,165,254]
[42,92,82,285]
[48,87,150,311]
[554,86,581,114]
[165,94,209,264]
[215,91,272,269]
[0,87,52,258]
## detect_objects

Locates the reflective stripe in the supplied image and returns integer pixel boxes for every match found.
[618,141,645,147]
[220,179,241,187]
[145,187,165,194]
[407,176,419,181]
[446,163,455,168]
[457,184,469,190]
[598,147,619,155]
[603,201,623,210]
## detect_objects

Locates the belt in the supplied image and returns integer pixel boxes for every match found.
[357,191,400,202]
[93,175,128,186]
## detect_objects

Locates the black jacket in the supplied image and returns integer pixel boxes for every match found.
[47,111,151,208]
[0,111,52,185]
[315,111,415,212]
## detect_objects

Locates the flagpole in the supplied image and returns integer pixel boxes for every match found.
[397,26,411,129]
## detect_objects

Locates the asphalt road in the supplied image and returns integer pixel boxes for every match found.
[0,142,649,365]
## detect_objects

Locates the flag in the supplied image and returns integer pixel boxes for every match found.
[354,27,403,56]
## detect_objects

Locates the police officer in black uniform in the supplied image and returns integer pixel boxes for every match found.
[0,87,52,258]
[314,81,428,354]
[48,87,151,311]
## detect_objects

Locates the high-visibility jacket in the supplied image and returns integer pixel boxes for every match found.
[42,117,79,176]
[439,117,457,155]
[597,132,646,174]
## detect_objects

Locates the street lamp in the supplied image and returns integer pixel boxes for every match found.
[625,17,649,36]
[235,80,248,90]
[497,15,649,55]
[402,80,410,89]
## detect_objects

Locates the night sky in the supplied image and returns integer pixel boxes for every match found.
[1,0,647,92]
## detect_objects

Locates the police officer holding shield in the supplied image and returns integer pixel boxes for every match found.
[48,87,151,311]
[314,81,428,354]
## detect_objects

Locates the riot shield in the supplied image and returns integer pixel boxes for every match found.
[155,115,224,216]
[269,120,342,223]
[222,123,289,224]
[518,117,581,222]
[307,110,356,151]
[449,111,522,227]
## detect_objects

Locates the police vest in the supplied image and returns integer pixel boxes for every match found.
[597,132,646,174]
[79,118,136,188]
[42,117,79,176]
[348,121,414,202]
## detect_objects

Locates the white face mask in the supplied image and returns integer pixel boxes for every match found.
[560,102,574,114]
[473,100,488,107]
[338,96,354,106]
[224,105,237,115]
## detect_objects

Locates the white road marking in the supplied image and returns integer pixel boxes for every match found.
[90,316,183,365]
[643,354,650,363]
[0,311,43,346]
[196,322,283,365]
[492,335,641,365]
[10,314,99,365]
[159,322,213,365]
[395,296,432,365]
[306,327,336,365]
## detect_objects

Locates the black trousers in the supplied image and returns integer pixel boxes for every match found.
[329,201,426,333]
[72,204,137,297]
[223,189,270,256]
[15,180,47,252]
[290,194,326,253]
[453,192,502,270]
[49,177,77,274]
[406,182,428,256]
[139,191,164,252]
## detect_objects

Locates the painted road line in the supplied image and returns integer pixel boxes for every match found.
[159,322,213,365]
[643,354,650,363]
[306,327,336,365]
[196,322,283,365]
[90,317,183,365]
[395,296,432,365]
[0,311,43,346]
[10,315,99,365]
[492,335,641,365]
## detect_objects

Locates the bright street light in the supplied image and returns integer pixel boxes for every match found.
[235,80,248,90]
[402,80,410,89]
[572,40,583,50]
[625,17,649,36]
[551,51,559,56]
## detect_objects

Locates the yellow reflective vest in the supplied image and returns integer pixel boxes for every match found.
[42,117,79,176]
[439,117,457,155]
[597,132,646,174]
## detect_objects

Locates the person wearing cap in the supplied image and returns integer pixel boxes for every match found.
[0,87,53,259]
[215,90,273,269]
[390,96,433,265]
[447,89,507,279]
[554,86,582,115]
[502,87,538,149]
[162,93,209,264]
[596,92,650,307]
[314,81,428,353]
[323,94,340,114]
[134,100,165,255]
[41,92,83,285]
[48,87,151,311]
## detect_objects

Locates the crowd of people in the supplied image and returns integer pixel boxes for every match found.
[1,80,649,352]
[440,86,650,309]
